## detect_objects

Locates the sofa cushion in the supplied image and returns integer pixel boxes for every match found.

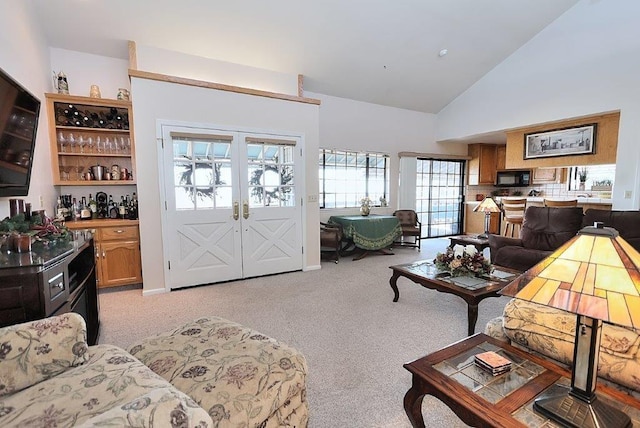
[493,246,552,273]
[521,206,584,251]
[0,313,88,396]
[128,316,309,428]
[0,344,212,427]
[583,209,640,252]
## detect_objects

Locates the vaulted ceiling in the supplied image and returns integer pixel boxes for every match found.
[35,0,579,113]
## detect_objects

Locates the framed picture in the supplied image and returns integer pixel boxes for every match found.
[524,124,597,159]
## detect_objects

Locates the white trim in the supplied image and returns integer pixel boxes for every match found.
[142,288,168,296]
[304,264,321,272]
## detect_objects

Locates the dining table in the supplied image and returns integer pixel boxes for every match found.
[328,214,402,260]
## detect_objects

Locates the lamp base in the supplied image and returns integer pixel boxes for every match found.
[533,384,631,428]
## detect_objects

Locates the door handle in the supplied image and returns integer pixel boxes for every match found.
[233,202,239,220]
[243,201,249,219]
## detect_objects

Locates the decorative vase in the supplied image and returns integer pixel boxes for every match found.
[579,181,586,191]
[360,205,370,216]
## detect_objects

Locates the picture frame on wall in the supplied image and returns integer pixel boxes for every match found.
[524,124,597,159]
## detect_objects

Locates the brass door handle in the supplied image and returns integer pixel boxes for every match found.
[243,201,249,219]
[233,202,239,220]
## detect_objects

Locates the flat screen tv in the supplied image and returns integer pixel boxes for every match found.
[0,67,40,197]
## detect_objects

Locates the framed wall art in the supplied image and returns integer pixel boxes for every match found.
[524,124,597,159]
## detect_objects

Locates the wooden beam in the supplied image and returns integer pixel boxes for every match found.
[128,41,138,70]
[128,69,321,105]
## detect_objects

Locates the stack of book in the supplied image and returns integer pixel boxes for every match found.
[474,351,512,376]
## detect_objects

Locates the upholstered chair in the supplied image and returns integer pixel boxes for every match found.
[393,210,422,249]
[320,222,343,263]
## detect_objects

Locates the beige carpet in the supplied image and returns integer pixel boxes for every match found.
[98,238,510,427]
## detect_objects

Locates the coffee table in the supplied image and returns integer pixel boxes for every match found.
[403,333,640,427]
[389,262,519,336]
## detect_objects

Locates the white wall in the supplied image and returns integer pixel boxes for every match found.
[306,92,465,220]
[49,48,130,99]
[136,45,299,96]
[437,0,640,209]
[0,1,55,219]
[132,77,319,294]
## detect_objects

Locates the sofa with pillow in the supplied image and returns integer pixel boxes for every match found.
[0,313,308,427]
[486,209,640,396]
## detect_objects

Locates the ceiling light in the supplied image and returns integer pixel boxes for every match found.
[438,49,448,57]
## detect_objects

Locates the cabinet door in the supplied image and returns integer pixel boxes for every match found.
[478,145,498,185]
[98,241,142,287]
[496,145,506,170]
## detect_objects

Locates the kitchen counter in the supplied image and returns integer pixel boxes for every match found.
[466,197,612,205]
[64,218,139,229]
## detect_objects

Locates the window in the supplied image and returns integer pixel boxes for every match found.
[319,149,389,208]
[567,164,615,192]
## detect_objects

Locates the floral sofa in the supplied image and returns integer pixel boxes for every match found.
[0,313,308,427]
[485,209,640,396]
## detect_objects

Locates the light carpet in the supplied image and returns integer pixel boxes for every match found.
[98,238,511,427]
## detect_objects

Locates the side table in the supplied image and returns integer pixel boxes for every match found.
[449,234,490,253]
[403,333,640,427]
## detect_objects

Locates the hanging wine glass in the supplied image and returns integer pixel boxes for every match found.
[96,136,103,153]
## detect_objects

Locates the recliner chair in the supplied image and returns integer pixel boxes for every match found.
[488,206,584,272]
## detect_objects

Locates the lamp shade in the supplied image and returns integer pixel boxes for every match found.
[501,224,640,329]
[473,196,501,213]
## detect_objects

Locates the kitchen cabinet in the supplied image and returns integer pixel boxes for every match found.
[0,236,99,345]
[532,167,566,184]
[45,93,136,185]
[66,219,142,288]
[468,144,505,185]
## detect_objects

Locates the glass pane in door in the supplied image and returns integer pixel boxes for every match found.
[247,142,295,207]
[416,159,465,237]
[172,137,232,209]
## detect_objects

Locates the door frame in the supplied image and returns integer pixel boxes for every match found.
[156,119,308,292]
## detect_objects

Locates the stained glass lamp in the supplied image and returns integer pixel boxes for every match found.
[473,196,501,239]
[501,222,640,428]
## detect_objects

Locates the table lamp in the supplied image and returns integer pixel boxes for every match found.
[473,196,501,238]
[500,222,639,428]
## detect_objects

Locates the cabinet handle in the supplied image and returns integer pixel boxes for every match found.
[53,282,64,289]
[243,201,249,219]
[115,229,124,233]
[233,202,239,220]
[102,251,106,258]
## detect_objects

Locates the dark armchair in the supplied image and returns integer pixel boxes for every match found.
[320,222,343,263]
[393,210,422,250]
[488,206,584,272]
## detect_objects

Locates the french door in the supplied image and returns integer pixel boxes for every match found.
[416,159,465,237]
[160,124,302,289]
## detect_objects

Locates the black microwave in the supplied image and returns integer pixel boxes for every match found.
[495,170,531,187]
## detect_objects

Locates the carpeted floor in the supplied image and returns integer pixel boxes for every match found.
[98,238,510,427]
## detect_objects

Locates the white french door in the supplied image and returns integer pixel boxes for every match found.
[160,124,302,289]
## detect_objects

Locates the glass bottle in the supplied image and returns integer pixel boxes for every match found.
[72,197,81,221]
[80,196,91,220]
[88,193,97,219]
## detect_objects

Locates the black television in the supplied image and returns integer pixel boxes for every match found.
[0,67,40,197]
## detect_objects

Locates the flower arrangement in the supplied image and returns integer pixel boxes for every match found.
[578,167,588,182]
[360,196,372,216]
[434,244,492,277]
[0,212,70,250]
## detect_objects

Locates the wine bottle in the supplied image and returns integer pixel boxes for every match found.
[80,196,91,220]
[88,193,97,219]
[119,196,126,219]
[72,197,81,221]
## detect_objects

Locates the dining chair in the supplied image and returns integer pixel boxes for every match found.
[392,210,422,250]
[501,197,527,237]
[543,199,578,208]
[320,222,343,263]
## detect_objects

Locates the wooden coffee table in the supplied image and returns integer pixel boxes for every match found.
[389,262,519,336]
[403,334,640,427]
[448,234,491,252]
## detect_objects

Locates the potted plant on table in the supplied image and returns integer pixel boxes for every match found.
[578,167,588,190]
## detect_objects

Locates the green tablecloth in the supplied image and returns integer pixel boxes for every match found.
[329,215,402,251]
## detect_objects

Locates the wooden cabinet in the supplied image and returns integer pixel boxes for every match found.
[0,238,99,345]
[468,144,505,185]
[45,93,136,185]
[66,220,142,288]
[532,168,566,184]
